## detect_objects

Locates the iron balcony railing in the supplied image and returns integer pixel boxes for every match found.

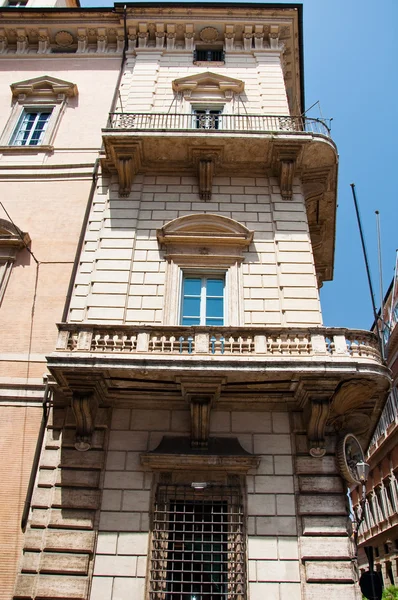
[106,113,331,137]
[369,386,398,448]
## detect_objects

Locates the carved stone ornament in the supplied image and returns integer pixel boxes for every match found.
[307,399,330,457]
[199,26,219,43]
[336,433,365,485]
[71,390,98,452]
[54,30,74,47]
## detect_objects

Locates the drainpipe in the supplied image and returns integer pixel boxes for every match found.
[21,380,52,532]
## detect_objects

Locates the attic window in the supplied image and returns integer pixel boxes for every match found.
[194,48,225,63]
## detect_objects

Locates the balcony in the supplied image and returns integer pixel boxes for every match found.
[101,112,338,284]
[48,323,390,452]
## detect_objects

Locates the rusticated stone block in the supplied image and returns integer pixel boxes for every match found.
[21,552,40,573]
[14,574,35,598]
[44,530,95,553]
[31,509,48,528]
[31,487,52,509]
[24,528,44,551]
[55,469,100,488]
[52,488,100,510]
[61,450,104,469]
[300,537,351,560]
[303,583,359,599]
[41,448,60,468]
[295,456,336,475]
[41,553,90,575]
[305,560,355,583]
[36,574,89,598]
[298,495,346,515]
[49,508,95,530]
[299,476,343,494]
[302,516,350,536]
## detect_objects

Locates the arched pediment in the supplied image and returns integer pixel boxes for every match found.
[172,71,244,100]
[157,213,253,247]
[11,75,78,100]
[0,218,30,261]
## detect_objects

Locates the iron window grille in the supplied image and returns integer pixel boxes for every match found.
[193,49,225,63]
[150,484,246,600]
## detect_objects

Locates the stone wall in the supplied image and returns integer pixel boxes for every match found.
[69,173,321,327]
[90,408,301,600]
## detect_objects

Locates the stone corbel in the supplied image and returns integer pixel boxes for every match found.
[166,32,176,51]
[97,28,108,53]
[225,25,235,51]
[191,147,223,201]
[105,140,142,197]
[243,27,253,52]
[271,144,301,200]
[307,399,330,457]
[155,31,165,49]
[254,26,264,50]
[37,29,49,54]
[269,25,279,50]
[179,376,224,448]
[16,29,28,54]
[128,28,137,51]
[0,30,8,54]
[71,390,98,452]
[77,29,88,53]
[138,23,148,48]
[116,30,124,53]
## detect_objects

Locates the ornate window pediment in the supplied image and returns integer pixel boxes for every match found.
[158,214,253,327]
[10,75,78,101]
[172,71,244,101]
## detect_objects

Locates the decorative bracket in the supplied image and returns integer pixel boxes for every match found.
[102,139,142,197]
[190,147,223,201]
[71,390,98,452]
[271,143,301,200]
[179,376,225,448]
[307,398,330,457]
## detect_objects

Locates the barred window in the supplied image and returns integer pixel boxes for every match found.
[150,484,246,600]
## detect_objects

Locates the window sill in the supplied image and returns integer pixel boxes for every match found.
[0,145,54,154]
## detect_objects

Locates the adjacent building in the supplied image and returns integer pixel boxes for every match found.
[352,272,398,586]
[0,3,391,600]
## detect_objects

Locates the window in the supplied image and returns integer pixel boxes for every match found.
[10,109,52,146]
[0,76,78,152]
[7,0,28,5]
[194,49,225,62]
[149,484,246,600]
[0,219,30,307]
[193,109,222,130]
[181,276,225,326]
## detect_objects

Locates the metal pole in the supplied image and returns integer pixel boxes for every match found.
[375,211,385,357]
[350,184,385,361]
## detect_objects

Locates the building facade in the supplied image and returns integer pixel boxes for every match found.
[0,3,391,600]
[352,275,398,587]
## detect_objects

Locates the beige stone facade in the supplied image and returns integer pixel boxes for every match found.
[0,4,391,600]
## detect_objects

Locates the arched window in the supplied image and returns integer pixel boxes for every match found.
[157,214,253,326]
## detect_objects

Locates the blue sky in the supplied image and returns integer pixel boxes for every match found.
[82,0,398,331]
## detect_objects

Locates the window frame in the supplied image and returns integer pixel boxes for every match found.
[0,76,78,152]
[180,271,227,326]
[10,107,53,147]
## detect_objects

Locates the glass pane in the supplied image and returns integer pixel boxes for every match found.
[206,278,224,296]
[183,278,201,296]
[182,297,201,316]
[206,317,223,326]
[206,297,223,318]
[182,316,200,326]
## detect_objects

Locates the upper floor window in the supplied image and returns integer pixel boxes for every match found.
[7,0,28,5]
[193,108,222,130]
[181,275,225,326]
[11,109,52,146]
[0,75,78,152]
[194,48,225,63]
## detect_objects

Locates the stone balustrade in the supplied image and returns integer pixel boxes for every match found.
[55,324,381,363]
